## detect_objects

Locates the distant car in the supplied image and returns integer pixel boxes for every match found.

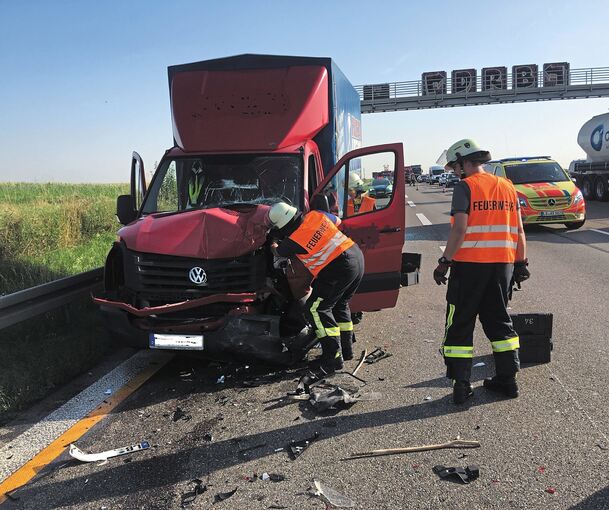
[445,173,460,187]
[368,178,393,198]
[484,156,586,229]
[438,173,449,186]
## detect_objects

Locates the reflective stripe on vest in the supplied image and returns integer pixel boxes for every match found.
[289,211,354,277]
[453,173,519,263]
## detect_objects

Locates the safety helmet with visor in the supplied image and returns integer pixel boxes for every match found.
[445,139,491,177]
[267,202,298,230]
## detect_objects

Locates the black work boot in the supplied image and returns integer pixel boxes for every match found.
[453,380,474,405]
[320,336,344,371]
[340,331,354,361]
[483,376,519,398]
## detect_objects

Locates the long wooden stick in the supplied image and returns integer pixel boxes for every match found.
[351,349,367,377]
[351,439,480,459]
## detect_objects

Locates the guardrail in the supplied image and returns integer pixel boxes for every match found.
[0,268,103,330]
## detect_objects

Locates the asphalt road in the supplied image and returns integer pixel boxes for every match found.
[2,184,609,509]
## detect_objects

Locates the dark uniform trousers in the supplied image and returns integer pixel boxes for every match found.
[443,262,520,382]
[304,244,365,367]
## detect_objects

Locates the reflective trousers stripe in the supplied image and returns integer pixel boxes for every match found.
[460,240,518,250]
[310,298,326,339]
[443,345,474,358]
[338,321,354,332]
[325,327,340,337]
[443,303,455,342]
[466,225,519,234]
[491,336,520,352]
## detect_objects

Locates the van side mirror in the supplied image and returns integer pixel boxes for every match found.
[117,195,137,225]
[310,194,330,212]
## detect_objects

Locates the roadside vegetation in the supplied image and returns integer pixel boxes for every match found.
[0,183,127,419]
[0,182,128,294]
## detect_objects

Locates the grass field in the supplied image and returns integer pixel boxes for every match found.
[0,183,127,418]
[0,182,128,294]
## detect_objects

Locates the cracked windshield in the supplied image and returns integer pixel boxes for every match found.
[142,155,302,213]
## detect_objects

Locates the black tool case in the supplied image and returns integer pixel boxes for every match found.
[510,313,553,364]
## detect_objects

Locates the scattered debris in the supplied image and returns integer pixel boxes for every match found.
[268,474,285,482]
[473,362,486,368]
[309,384,382,413]
[545,487,556,494]
[173,407,191,422]
[364,347,392,364]
[538,466,546,474]
[597,442,608,451]
[274,447,284,452]
[181,479,207,507]
[214,487,238,503]
[203,433,213,442]
[423,396,432,401]
[217,375,226,384]
[350,439,481,459]
[351,349,368,377]
[261,472,270,481]
[69,441,150,462]
[313,479,355,508]
[104,389,112,395]
[433,464,480,484]
[288,432,320,460]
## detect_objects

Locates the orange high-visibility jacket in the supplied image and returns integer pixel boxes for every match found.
[453,173,519,263]
[347,194,375,216]
[288,211,354,276]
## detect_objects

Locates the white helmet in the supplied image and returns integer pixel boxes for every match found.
[348,172,364,189]
[445,139,491,168]
[268,202,298,229]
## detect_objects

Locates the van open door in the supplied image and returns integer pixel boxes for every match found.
[312,143,417,312]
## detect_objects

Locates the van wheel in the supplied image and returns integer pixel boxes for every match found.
[564,220,585,230]
[594,176,609,201]
[582,177,594,200]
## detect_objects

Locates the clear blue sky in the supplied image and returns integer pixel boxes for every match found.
[1,0,608,182]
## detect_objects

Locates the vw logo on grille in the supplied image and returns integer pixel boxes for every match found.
[188,267,208,285]
[547,198,556,206]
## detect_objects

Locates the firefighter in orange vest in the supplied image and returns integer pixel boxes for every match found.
[433,139,530,404]
[267,202,365,384]
[346,172,375,216]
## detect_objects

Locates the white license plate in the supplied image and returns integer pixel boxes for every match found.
[540,210,563,217]
[149,333,204,350]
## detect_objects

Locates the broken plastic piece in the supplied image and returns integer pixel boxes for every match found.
[261,472,270,481]
[364,348,392,364]
[214,487,237,503]
[104,389,112,395]
[288,432,320,460]
[181,479,207,507]
[423,396,432,401]
[173,407,191,422]
[313,479,355,508]
[433,464,480,484]
[473,362,486,368]
[310,385,382,413]
[217,375,226,384]
[546,487,556,494]
[69,441,150,462]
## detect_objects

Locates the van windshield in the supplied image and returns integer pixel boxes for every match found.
[504,162,570,184]
[142,154,303,214]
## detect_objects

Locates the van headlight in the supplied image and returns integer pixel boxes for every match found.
[573,190,584,204]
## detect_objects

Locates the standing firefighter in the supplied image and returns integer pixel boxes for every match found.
[434,139,531,404]
[267,202,365,383]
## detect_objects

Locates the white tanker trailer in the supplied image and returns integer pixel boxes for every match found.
[571,113,609,201]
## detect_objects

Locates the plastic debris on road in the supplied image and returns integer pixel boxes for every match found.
[181,479,207,507]
[173,407,191,422]
[103,389,112,395]
[433,465,480,484]
[69,441,150,463]
[473,362,486,368]
[288,432,320,460]
[423,396,432,401]
[364,347,392,364]
[214,487,237,503]
[546,487,556,494]
[313,480,355,508]
[216,375,226,384]
[309,385,381,413]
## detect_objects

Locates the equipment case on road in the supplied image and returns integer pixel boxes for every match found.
[510,313,553,364]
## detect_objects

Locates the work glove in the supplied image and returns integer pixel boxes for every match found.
[513,259,530,284]
[433,257,451,285]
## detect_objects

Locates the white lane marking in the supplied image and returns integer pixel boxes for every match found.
[0,350,173,482]
[591,228,609,237]
[416,213,432,226]
[407,201,416,208]
[439,245,446,252]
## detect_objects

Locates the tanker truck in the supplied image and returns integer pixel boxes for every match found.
[570,113,609,201]
[94,54,420,365]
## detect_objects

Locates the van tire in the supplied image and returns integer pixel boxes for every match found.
[564,220,585,230]
[594,176,609,201]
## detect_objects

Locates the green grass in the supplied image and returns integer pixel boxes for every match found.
[0,182,128,294]
[0,183,126,418]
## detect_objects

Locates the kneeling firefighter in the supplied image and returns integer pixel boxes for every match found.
[267,202,365,381]
[434,139,530,404]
